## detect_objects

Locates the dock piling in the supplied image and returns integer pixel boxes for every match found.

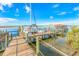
[36,36,40,56]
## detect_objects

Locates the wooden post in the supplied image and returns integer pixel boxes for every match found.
[18,26,23,36]
[26,33,29,42]
[53,30,56,45]
[8,33,10,42]
[1,41,4,50]
[5,33,8,48]
[10,33,12,41]
[54,30,56,39]
[16,38,18,56]
[36,36,40,56]
[18,26,20,35]
[20,26,23,33]
[8,32,12,44]
[1,31,4,50]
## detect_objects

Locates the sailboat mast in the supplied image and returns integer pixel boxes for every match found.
[30,3,32,25]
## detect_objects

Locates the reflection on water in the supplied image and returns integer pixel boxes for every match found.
[55,37,66,46]
[40,44,62,56]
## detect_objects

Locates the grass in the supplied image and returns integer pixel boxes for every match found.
[43,38,54,43]
[0,50,4,56]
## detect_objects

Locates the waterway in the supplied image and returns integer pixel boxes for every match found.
[0,27,19,37]
[40,44,62,56]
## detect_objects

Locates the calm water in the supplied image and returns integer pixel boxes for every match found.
[0,27,19,37]
[40,44,62,56]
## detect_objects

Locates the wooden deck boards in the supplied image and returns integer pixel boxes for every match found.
[2,36,35,56]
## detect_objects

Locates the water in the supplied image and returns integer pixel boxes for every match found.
[40,44,62,56]
[0,27,19,37]
[56,37,66,46]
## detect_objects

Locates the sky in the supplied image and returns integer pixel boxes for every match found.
[0,3,79,26]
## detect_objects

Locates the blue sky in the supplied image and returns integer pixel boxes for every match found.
[0,3,79,25]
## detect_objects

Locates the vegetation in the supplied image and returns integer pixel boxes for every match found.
[44,38,54,43]
[55,25,68,38]
[0,50,4,56]
[67,26,79,49]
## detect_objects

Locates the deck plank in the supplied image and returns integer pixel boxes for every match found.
[2,36,35,56]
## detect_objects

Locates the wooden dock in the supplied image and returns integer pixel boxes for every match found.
[2,35,35,56]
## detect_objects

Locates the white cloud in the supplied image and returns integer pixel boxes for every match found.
[49,16,54,19]
[0,3,12,12]
[0,18,17,23]
[15,14,19,16]
[57,12,67,15]
[0,3,12,8]
[0,4,3,11]
[37,18,79,25]
[6,3,12,8]
[52,4,59,8]
[77,14,79,16]
[25,4,31,13]
[73,6,79,11]
[16,8,19,13]
[0,18,27,26]
[15,8,19,16]
[49,18,79,25]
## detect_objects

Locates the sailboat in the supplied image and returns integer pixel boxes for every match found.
[24,3,38,43]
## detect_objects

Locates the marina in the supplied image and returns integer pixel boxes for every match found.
[0,3,79,56]
[0,25,79,56]
[0,25,65,56]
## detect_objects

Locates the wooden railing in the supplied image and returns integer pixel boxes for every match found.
[0,32,13,52]
[27,31,54,56]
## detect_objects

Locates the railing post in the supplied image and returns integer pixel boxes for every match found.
[36,36,40,56]
[8,33,10,42]
[10,33,12,41]
[1,31,4,50]
[1,41,4,50]
[26,33,28,42]
[16,38,18,56]
[18,26,23,35]
[5,33,8,48]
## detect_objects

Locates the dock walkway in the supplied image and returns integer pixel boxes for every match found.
[2,35,35,56]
